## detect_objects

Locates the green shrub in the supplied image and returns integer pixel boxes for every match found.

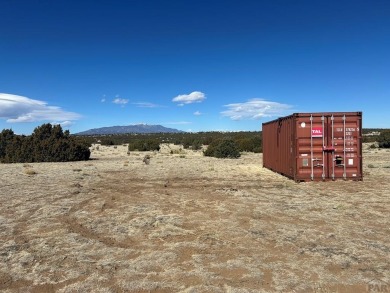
[378,130,390,148]
[191,140,202,150]
[204,139,241,159]
[203,139,221,157]
[0,129,15,159]
[0,124,90,163]
[128,139,160,151]
[182,137,202,150]
[101,139,115,146]
[236,136,262,153]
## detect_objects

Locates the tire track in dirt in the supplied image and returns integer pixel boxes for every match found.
[57,177,143,250]
[61,215,134,249]
[0,271,88,292]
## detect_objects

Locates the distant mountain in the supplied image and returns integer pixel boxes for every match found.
[75,124,184,135]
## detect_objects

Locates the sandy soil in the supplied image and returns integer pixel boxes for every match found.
[0,143,389,292]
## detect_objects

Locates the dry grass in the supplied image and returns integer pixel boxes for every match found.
[24,168,37,176]
[0,143,389,292]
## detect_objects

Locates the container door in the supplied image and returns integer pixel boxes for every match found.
[296,114,362,181]
[296,115,327,181]
[326,114,362,180]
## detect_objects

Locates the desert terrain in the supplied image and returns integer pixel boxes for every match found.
[0,144,389,292]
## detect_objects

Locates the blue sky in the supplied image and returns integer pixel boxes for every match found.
[1,0,389,134]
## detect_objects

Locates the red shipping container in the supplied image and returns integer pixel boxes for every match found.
[262,112,363,182]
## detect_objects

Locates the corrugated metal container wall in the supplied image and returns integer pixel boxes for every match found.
[262,112,363,182]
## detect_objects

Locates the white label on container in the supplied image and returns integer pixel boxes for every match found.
[312,127,323,137]
[348,159,354,165]
[301,154,308,157]
[301,122,306,128]
[302,158,309,166]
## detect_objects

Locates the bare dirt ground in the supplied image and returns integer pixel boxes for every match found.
[0,144,389,293]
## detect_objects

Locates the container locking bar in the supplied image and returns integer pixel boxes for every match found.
[310,115,314,180]
[331,115,335,180]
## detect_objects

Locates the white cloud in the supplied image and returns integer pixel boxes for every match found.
[193,111,202,116]
[52,120,74,127]
[113,98,129,105]
[101,98,106,103]
[0,93,81,123]
[221,99,292,120]
[133,102,164,108]
[172,91,206,105]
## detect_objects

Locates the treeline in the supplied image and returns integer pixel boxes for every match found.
[362,128,390,143]
[361,129,390,147]
[0,124,90,163]
[77,131,263,153]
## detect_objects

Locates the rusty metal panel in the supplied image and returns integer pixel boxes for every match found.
[262,112,362,182]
